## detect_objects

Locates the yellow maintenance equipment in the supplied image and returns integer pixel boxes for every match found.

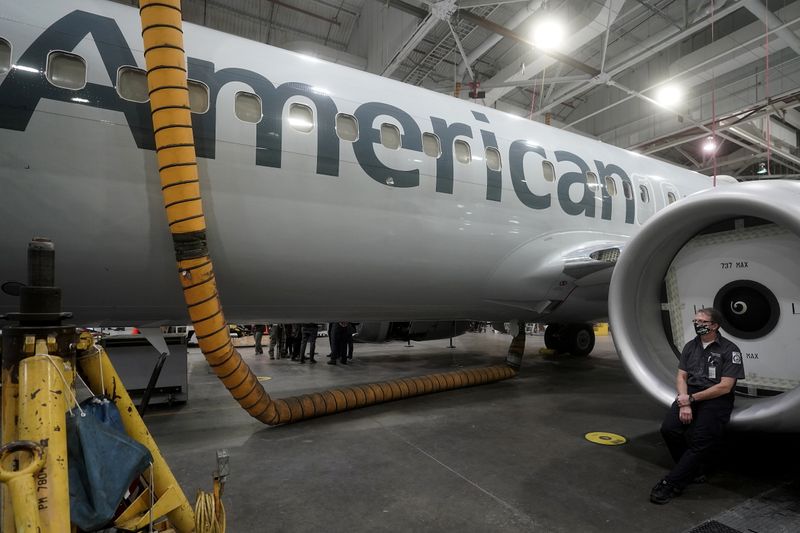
[17,348,71,532]
[0,441,46,533]
[0,366,19,533]
[77,338,196,533]
[0,239,77,533]
[138,0,519,427]
[1,240,200,532]
[593,323,609,336]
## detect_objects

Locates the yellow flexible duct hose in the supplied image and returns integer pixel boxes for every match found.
[138,0,517,426]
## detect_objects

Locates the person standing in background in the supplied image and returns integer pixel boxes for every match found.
[299,323,318,364]
[346,322,357,360]
[253,324,266,355]
[268,323,286,360]
[329,322,351,365]
[287,324,302,360]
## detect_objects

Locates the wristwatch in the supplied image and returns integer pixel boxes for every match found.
[689,394,695,404]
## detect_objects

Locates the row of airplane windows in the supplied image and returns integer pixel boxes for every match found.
[1,43,673,205]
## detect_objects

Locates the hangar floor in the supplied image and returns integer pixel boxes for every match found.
[144,332,800,532]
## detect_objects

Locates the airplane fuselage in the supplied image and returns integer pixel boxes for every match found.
[0,0,711,325]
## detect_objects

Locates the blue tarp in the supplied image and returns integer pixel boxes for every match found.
[67,397,152,531]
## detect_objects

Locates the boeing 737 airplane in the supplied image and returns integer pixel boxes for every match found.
[1,0,799,430]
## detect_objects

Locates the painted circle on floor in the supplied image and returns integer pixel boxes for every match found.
[584,432,627,445]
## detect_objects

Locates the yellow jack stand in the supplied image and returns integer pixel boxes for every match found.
[77,336,195,532]
[2,239,200,532]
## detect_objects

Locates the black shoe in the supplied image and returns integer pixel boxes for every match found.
[310,359,317,364]
[327,360,337,365]
[650,480,681,504]
[340,360,347,365]
[299,359,305,364]
[692,474,707,484]
[291,356,298,361]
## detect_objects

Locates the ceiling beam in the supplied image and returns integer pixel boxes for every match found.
[381,13,439,77]
[458,0,530,7]
[458,11,601,77]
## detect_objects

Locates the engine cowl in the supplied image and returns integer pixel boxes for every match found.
[609,180,800,432]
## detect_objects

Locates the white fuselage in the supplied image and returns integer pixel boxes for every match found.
[0,0,712,326]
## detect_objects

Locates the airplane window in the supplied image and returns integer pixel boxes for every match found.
[454,140,471,164]
[116,66,149,103]
[0,38,10,75]
[187,79,209,114]
[336,113,358,141]
[639,184,650,203]
[235,91,262,123]
[667,191,677,204]
[46,51,86,90]
[542,161,555,182]
[381,123,401,149]
[604,176,617,196]
[485,147,501,171]
[288,103,314,133]
[622,180,633,200]
[422,132,441,158]
[586,172,599,193]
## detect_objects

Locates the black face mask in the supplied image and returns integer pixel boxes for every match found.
[694,323,711,336]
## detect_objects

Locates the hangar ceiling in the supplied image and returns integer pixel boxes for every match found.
[110,0,800,179]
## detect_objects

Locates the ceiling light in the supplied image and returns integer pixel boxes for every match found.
[533,19,565,51]
[654,84,682,107]
[756,162,768,175]
[702,136,717,153]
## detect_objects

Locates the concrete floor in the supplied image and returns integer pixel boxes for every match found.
[143,332,800,532]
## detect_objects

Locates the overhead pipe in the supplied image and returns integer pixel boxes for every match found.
[743,0,800,55]
[138,0,518,426]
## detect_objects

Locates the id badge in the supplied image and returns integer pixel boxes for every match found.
[708,367,716,379]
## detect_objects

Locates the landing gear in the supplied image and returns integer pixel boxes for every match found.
[543,323,595,357]
[544,323,563,350]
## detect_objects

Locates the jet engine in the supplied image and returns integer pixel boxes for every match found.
[609,180,800,431]
[356,321,469,342]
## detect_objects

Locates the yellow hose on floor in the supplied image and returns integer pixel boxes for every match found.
[138,0,517,426]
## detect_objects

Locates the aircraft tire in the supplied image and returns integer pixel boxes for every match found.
[544,324,563,350]
[565,324,595,357]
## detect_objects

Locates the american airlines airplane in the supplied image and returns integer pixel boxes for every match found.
[1,0,799,430]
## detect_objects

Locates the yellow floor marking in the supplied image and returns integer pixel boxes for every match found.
[585,432,627,445]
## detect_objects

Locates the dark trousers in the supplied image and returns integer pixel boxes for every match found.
[254,330,264,354]
[300,330,316,361]
[660,397,731,489]
[287,335,301,357]
[332,326,349,362]
[269,326,285,357]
